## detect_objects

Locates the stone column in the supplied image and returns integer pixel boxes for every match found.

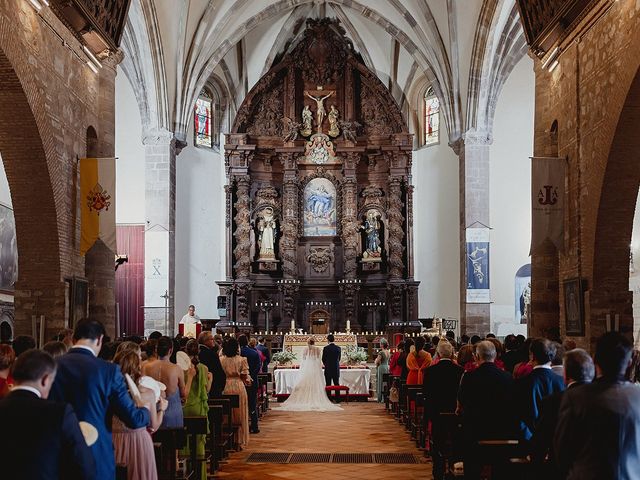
[143,128,176,336]
[456,131,492,335]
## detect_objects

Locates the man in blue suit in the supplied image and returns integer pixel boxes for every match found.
[322,334,341,386]
[0,349,95,479]
[50,319,150,480]
[515,337,565,441]
[256,336,271,373]
[239,334,260,434]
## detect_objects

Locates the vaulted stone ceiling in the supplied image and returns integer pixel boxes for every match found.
[121,0,527,149]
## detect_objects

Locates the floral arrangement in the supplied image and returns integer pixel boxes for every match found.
[272,350,298,365]
[345,346,369,364]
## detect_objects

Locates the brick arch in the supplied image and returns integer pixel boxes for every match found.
[591,66,640,338]
[0,47,62,321]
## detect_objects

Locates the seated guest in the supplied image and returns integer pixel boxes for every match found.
[501,334,520,375]
[0,344,15,398]
[256,336,271,373]
[49,319,150,480]
[42,341,68,359]
[515,338,565,441]
[424,340,464,480]
[113,350,168,480]
[197,331,226,396]
[457,341,515,480]
[220,337,250,447]
[0,349,95,479]
[389,341,404,377]
[406,336,432,385]
[143,336,195,428]
[12,335,36,356]
[555,332,640,480]
[456,344,476,372]
[531,348,594,478]
[182,340,211,480]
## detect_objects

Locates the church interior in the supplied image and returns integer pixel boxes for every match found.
[1,0,640,479]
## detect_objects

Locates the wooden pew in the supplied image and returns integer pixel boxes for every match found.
[206,404,224,474]
[182,416,210,479]
[152,427,190,480]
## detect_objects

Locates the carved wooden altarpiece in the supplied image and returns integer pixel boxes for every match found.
[217,19,419,333]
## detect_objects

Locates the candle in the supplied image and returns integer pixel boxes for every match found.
[346,320,351,331]
[291,319,295,330]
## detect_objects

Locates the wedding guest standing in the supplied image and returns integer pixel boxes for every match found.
[406,336,432,385]
[113,350,168,480]
[389,341,404,377]
[375,338,390,402]
[42,341,68,359]
[220,338,250,447]
[0,349,95,479]
[143,336,195,429]
[49,319,150,480]
[182,340,211,480]
[197,331,226,397]
[0,344,15,398]
[256,336,271,373]
[399,338,414,380]
[555,332,640,480]
[239,334,261,433]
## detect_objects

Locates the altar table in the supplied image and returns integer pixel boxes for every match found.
[274,368,370,396]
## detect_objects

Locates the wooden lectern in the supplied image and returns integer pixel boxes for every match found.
[179,323,202,339]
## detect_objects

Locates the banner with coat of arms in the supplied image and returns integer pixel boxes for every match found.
[80,157,116,255]
[530,157,565,254]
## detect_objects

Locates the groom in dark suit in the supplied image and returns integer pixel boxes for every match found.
[322,334,341,386]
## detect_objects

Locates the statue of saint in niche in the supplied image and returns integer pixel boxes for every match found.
[361,209,382,261]
[257,207,277,260]
[328,105,340,137]
[301,105,313,137]
[305,91,334,132]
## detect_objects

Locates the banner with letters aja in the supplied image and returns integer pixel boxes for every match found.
[531,157,565,254]
[466,228,490,303]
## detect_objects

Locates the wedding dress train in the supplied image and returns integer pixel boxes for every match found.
[277,346,343,412]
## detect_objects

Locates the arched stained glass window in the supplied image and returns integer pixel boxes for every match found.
[424,87,440,146]
[194,89,213,148]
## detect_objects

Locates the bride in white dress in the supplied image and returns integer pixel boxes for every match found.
[278,338,343,412]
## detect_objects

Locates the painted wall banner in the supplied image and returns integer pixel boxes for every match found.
[466,228,490,303]
[531,156,565,253]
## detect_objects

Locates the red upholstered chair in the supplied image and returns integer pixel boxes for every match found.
[325,385,350,403]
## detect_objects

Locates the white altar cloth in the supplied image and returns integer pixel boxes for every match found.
[274,368,370,395]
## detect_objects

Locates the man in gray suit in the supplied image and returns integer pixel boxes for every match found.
[554,332,640,480]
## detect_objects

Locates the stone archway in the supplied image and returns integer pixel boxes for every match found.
[590,66,640,344]
[0,47,63,336]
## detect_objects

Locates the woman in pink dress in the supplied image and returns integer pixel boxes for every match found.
[113,350,168,480]
[220,337,250,448]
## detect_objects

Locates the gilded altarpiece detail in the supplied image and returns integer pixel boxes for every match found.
[216,19,420,333]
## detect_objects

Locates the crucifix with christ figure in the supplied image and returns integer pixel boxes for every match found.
[305,88,334,133]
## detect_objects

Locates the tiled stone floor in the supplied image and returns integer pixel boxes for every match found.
[214,401,433,479]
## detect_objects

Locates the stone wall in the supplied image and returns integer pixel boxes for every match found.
[0,1,117,338]
[531,0,640,349]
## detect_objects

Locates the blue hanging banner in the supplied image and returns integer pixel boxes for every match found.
[466,228,490,303]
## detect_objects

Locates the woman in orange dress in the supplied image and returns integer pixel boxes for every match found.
[406,336,432,385]
[220,337,250,448]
